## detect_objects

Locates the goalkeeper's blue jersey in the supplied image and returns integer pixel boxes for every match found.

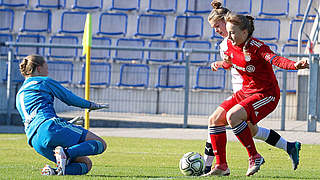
[16,76,91,146]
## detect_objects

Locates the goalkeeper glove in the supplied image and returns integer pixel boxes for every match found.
[89,102,109,111]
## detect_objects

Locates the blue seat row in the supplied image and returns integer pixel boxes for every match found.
[2,60,74,84]
[1,60,228,90]
[0,34,284,64]
[2,59,298,92]
[1,8,314,42]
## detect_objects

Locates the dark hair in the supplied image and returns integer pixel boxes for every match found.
[225,12,255,37]
[208,0,230,23]
[19,55,45,77]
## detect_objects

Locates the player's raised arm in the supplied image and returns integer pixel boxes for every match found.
[258,45,309,70]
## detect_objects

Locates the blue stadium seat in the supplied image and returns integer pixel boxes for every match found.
[0,9,14,31]
[47,61,73,84]
[118,64,149,88]
[253,18,280,41]
[80,62,111,86]
[20,10,51,33]
[281,43,306,61]
[259,0,289,16]
[110,0,140,11]
[147,0,177,13]
[156,65,185,88]
[147,39,178,64]
[35,0,65,9]
[3,60,25,83]
[181,40,211,64]
[16,34,45,57]
[296,0,319,18]
[275,69,298,93]
[0,33,12,56]
[48,35,78,59]
[0,0,28,7]
[97,12,127,36]
[265,43,278,53]
[223,0,252,14]
[114,38,144,63]
[185,0,212,14]
[59,11,87,34]
[288,19,314,42]
[193,66,226,90]
[72,0,102,10]
[173,15,203,38]
[89,37,111,60]
[135,14,166,38]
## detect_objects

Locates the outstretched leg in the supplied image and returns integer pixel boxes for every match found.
[250,123,301,170]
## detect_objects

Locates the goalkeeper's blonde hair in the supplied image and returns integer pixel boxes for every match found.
[19,55,45,77]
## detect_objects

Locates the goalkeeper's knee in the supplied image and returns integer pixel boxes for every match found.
[94,140,106,155]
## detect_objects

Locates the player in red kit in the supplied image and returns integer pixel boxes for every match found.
[203,1,303,174]
[203,12,309,177]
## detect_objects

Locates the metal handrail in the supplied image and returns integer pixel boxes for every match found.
[4,41,219,54]
[311,8,320,44]
[298,0,313,60]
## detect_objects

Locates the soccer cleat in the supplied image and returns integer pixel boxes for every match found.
[287,141,301,170]
[246,153,265,176]
[41,165,56,176]
[54,146,67,176]
[202,164,230,176]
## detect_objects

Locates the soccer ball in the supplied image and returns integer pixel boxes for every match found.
[179,152,205,176]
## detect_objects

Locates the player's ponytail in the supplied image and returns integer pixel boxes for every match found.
[245,15,255,38]
[208,0,230,23]
[19,55,45,77]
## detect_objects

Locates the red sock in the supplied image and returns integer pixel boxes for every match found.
[232,121,257,157]
[209,126,227,166]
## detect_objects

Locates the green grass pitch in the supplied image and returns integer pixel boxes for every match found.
[0,134,319,179]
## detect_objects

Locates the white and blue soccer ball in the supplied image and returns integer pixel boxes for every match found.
[179,152,205,176]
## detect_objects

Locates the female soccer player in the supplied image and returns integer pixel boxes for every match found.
[204,12,309,176]
[203,1,302,174]
[16,55,109,176]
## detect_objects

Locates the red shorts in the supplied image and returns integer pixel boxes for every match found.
[220,90,279,125]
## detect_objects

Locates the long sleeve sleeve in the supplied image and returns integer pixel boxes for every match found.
[45,78,91,108]
[258,45,296,70]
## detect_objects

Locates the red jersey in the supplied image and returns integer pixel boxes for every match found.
[224,37,296,95]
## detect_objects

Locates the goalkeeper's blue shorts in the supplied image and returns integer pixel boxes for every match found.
[31,117,88,162]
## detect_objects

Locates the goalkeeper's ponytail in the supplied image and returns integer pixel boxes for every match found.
[19,55,45,77]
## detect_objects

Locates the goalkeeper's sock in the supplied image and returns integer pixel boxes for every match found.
[254,127,287,151]
[65,163,88,175]
[66,140,105,159]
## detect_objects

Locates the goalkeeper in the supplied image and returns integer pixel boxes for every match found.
[16,54,109,176]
